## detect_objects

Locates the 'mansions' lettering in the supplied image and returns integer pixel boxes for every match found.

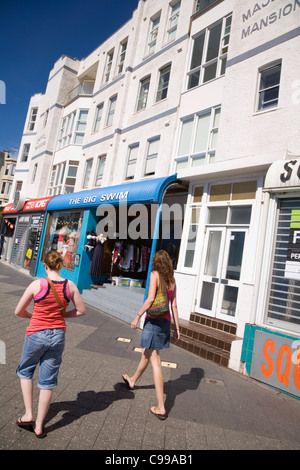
[241,0,300,38]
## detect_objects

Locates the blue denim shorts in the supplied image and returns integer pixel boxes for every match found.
[16,329,65,389]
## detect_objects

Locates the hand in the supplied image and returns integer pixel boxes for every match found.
[173,328,180,342]
[131,315,139,329]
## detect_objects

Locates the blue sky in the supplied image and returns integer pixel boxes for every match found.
[0,0,138,158]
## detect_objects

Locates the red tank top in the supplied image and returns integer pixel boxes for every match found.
[26,278,71,335]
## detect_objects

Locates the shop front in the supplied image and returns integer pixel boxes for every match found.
[1,196,52,276]
[35,175,187,295]
[242,158,300,399]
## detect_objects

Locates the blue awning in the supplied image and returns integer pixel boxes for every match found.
[46,174,178,211]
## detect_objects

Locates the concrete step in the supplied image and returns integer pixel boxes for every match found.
[82,284,145,324]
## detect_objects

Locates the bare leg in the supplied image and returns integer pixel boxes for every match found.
[19,378,34,422]
[150,350,166,415]
[123,348,152,389]
[35,389,53,435]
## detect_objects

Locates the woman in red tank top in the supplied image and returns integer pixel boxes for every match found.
[15,250,86,438]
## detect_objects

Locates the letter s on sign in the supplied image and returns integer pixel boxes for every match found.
[261,339,275,378]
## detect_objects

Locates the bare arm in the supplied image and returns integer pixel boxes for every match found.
[64,281,86,318]
[170,284,180,342]
[131,271,158,329]
[15,280,40,318]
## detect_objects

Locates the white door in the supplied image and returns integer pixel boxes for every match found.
[196,227,247,322]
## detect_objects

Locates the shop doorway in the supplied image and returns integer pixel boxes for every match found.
[196,226,248,322]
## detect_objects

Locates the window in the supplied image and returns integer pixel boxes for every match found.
[74,110,88,144]
[175,107,221,170]
[257,63,281,111]
[267,199,300,331]
[93,104,103,132]
[95,155,106,186]
[144,137,159,177]
[104,50,114,83]
[148,13,160,55]
[28,107,38,131]
[106,96,117,126]
[117,39,127,75]
[49,161,76,195]
[4,163,9,175]
[57,111,76,149]
[11,164,16,176]
[125,144,139,180]
[1,182,5,194]
[83,159,93,188]
[156,65,171,102]
[167,1,181,42]
[184,207,201,268]
[43,210,83,270]
[7,182,12,196]
[21,144,30,162]
[187,15,232,89]
[137,76,150,111]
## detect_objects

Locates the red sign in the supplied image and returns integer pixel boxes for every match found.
[2,197,52,213]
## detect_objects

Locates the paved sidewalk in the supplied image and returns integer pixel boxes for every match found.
[0,261,299,452]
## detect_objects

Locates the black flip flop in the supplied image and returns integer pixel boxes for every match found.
[16,418,35,428]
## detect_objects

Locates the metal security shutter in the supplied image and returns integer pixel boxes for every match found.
[11,220,29,268]
[267,198,300,331]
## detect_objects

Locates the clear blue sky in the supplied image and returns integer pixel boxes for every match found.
[0,0,138,157]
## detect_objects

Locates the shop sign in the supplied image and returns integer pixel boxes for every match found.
[2,197,52,214]
[285,209,300,280]
[23,197,52,211]
[264,158,300,190]
[251,330,300,398]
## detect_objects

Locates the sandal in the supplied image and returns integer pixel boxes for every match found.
[16,417,35,428]
[150,406,167,421]
[34,425,47,439]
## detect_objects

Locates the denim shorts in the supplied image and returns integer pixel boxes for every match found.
[140,318,170,350]
[16,329,65,389]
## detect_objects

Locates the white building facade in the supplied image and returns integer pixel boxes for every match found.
[4,0,300,395]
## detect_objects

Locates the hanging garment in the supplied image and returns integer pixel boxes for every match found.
[89,240,105,277]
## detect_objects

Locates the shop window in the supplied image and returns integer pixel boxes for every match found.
[267,199,300,331]
[43,210,83,270]
[187,15,232,89]
[193,186,203,203]
[208,206,252,225]
[257,62,281,111]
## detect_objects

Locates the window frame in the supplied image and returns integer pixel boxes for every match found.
[187,15,232,90]
[125,143,139,181]
[21,144,30,162]
[95,155,106,186]
[257,62,282,112]
[156,64,171,102]
[144,137,160,177]
[106,95,117,126]
[28,107,38,131]
[147,12,161,55]
[136,76,151,111]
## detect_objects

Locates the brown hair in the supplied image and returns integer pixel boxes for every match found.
[44,250,63,271]
[152,250,175,287]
